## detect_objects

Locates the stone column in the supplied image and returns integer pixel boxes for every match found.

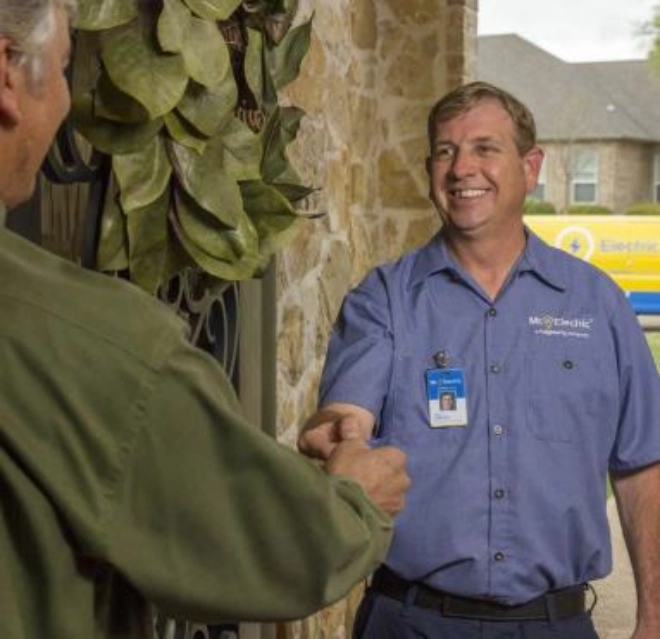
[274,1,477,637]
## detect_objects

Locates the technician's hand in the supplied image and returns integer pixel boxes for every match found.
[325,439,410,516]
[299,403,376,461]
[299,414,366,461]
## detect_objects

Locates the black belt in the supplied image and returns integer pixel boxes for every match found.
[370,566,587,621]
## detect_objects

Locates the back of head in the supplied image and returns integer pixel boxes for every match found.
[0,0,76,86]
[427,81,537,155]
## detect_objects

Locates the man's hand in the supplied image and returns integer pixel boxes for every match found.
[299,403,375,461]
[325,439,410,516]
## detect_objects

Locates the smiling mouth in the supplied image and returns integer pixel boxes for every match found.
[450,188,488,199]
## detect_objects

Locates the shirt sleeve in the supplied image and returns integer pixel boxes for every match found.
[101,337,393,623]
[320,269,394,418]
[609,292,660,471]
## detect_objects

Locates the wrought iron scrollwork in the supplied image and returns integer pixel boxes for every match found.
[158,269,240,383]
[153,615,238,639]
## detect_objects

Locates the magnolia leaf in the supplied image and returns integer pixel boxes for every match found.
[96,178,128,272]
[95,72,150,124]
[126,188,171,294]
[101,18,188,119]
[174,187,241,261]
[244,28,264,102]
[182,0,243,21]
[172,226,258,281]
[220,116,263,181]
[158,0,192,53]
[171,211,262,282]
[73,93,164,154]
[75,0,137,30]
[240,179,305,259]
[181,18,231,87]
[167,137,244,227]
[162,232,195,285]
[261,105,304,183]
[113,136,172,212]
[266,15,312,90]
[164,111,208,155]
[176,80,237,137]
[271,181,317,204]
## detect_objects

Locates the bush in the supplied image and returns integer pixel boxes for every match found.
[566,204,613,216]
[623,202,660,216]
[523,200,557,215]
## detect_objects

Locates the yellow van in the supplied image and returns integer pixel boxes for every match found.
[524,215,660,314]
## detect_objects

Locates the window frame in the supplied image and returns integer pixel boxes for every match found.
[571,148,598,204]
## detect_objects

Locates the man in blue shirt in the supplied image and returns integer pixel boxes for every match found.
[299,82,660,639]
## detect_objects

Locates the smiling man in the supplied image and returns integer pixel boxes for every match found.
[300,82,660,639]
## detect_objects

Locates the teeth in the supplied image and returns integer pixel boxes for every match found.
[454,189,486,198]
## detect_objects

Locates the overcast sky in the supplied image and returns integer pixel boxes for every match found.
[478,0,657,62]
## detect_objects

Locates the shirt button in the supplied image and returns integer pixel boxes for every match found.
[487,308,497,317]
[563,360,574,369]
[494,488,505,499]
[493,425,504,436]
[489,364,501,374]
[494,552,505,562]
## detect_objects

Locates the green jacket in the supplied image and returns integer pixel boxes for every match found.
[0,227,392,638]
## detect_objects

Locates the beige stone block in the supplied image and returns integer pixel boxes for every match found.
[278,303,306,385]
[348,94,378,158]
[392,103,435,142]
[402,211,441,252]
[278,219,326,290]
[383,33,441,99]
[325,156,352,230]
[319,238,353,325]
[378,148,431,209]
[384,0,445,25]
[351,0,377,50]
[285,31,328,114]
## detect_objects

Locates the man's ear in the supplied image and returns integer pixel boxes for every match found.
[523,146,544,193]
[0,37,22,126]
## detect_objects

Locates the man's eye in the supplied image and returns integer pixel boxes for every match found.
[433,147,454,161]
[477,145,498,155]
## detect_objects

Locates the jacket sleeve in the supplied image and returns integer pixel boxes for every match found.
[100,337,393,623]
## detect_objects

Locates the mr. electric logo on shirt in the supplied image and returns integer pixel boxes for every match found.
[528,314,594,339]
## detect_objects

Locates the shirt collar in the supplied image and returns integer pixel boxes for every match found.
[408,231,456,288]
[520,227,568,292]
[408,227,568,292]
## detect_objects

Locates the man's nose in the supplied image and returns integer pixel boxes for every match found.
[448,149,475,178]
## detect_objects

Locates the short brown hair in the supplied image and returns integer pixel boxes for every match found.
[427,81,537,155]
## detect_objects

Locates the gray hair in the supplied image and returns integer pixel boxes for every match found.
[0,0,77,86]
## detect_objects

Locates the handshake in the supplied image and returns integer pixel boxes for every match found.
[298,404,410,516]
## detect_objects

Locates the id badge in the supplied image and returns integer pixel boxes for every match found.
[426,368,468,427]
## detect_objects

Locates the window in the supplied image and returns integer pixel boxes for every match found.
[529,153,547,201]
[653,151,660,202]
[572,149,598,203]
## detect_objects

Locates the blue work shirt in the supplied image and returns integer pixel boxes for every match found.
[320,230,660,605]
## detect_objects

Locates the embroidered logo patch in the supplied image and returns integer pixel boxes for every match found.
[528,314,593,338]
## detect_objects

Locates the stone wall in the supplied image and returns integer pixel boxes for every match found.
[272,1,478,637]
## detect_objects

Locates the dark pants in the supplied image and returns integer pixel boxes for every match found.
[353,590,600,639]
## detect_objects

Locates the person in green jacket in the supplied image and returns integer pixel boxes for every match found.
[0,2,410,637]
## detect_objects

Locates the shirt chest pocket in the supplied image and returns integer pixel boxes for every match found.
[525,341,602,443]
